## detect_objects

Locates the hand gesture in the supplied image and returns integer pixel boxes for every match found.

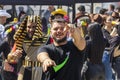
[42,58,56,72]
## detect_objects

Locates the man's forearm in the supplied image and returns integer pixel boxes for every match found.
[37,52,50,63]
[72,27,86,50]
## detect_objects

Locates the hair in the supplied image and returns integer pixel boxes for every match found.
[116,6,120,12]
[78,5,85,12]
[14,15,43,50]
[87,22,106,63]
[99,8,108,14]
[93,14,103,24]
[18,11,26,21]
[109,4,115,10]
[112,12,119,19]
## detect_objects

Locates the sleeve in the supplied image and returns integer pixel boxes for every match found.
[37,45,49,55]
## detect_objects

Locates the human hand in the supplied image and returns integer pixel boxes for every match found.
[67,24,81,38]
[13,49,23,58]
[42,58,56,72]
[7,49,23,63]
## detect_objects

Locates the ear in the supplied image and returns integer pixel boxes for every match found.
[50,30,53,38]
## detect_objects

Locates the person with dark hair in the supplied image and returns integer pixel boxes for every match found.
[37,18,86,80]
[99,8,108,15]
[77,5,86,15]
[7,15,48,80]
[111,11,120,21]
[46,8,67,44]
[0,25,18,80]
[102,15,114,80]
[85,22,107,80]
[109,4,115,11]
[106,4,115,16]
[75,5,88,22]
[109,24,120,79]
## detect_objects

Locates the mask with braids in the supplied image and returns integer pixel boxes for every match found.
[8,15,43,63]
[14,15,43,50]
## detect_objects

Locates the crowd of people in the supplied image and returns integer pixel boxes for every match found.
[0,4,120,80]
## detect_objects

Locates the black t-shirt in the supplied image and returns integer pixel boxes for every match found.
[38,41,84,80]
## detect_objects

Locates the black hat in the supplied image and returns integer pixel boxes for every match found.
[78,5,85,12]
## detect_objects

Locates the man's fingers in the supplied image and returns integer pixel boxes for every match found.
[42,59,56,72]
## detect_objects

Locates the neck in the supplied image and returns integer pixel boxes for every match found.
[104,26,112,33]
[53,40,67,46]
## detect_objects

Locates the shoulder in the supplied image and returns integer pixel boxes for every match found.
[38,44,54,53]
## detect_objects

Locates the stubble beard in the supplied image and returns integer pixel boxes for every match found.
[52,36,67,44]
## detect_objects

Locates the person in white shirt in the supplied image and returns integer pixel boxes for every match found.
[0,10,11,44]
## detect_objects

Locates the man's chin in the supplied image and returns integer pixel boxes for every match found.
[54,37,67,44]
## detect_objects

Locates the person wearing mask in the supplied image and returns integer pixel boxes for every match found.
[7,15,48,80]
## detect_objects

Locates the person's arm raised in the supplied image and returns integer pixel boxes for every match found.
[67,24,86,51]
